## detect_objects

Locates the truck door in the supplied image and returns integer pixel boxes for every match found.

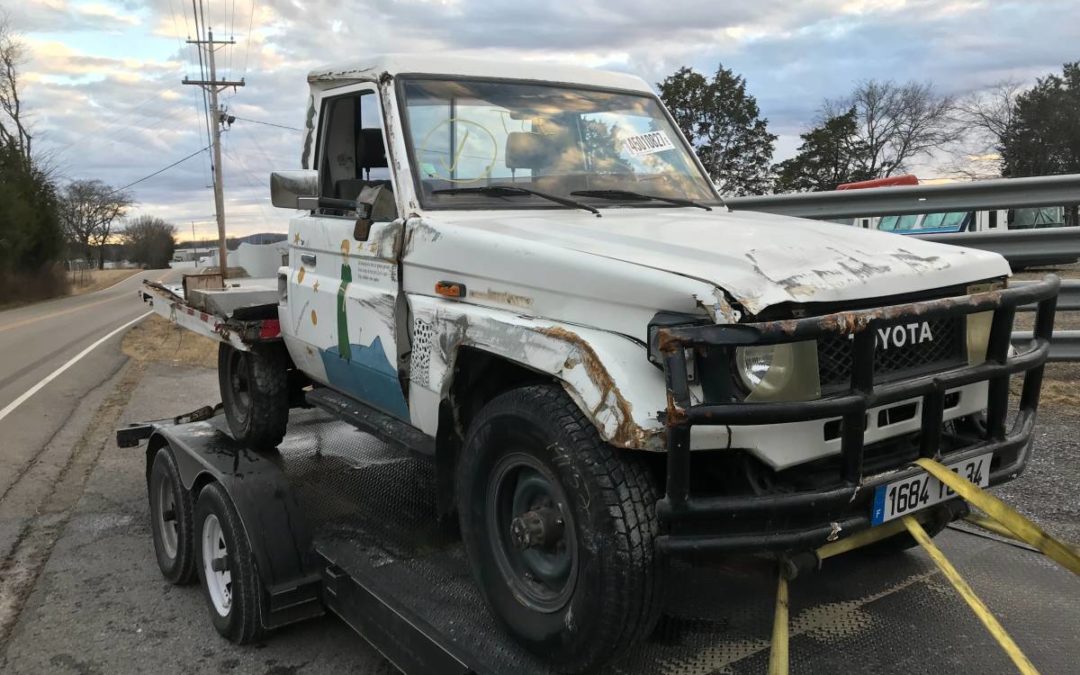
[287,84,409,419]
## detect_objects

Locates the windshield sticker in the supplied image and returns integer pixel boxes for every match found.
[623,130,675,157]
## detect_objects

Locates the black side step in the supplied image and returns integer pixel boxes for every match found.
[305,387,435,456]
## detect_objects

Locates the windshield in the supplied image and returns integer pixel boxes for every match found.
[399,78,718,210]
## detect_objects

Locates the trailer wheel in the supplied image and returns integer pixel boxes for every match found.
[195,482,265,644]
[218,343,289,450]
[456,385,663,674]
[148,445,195,584]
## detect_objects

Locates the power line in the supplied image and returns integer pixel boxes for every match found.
[241,0,256,78]
[110,145,211,194]
[191,0,214,157]
[231,115,301,131]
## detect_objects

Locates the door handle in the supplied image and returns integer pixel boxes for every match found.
[300,254,317,267]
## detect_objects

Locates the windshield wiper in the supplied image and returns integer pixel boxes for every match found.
[570,189,712,211]
[433,185,600,217]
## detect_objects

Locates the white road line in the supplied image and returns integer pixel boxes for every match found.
[0,311,152,424]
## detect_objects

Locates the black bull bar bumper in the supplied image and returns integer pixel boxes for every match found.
[654,276,1060,555]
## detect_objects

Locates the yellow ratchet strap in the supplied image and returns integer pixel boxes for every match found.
[964,512,1024,541]
[767,569,788,675]
[903,516,1038,675]
[914,458,1080,576]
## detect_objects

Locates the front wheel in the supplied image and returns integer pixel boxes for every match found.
[218,343,289,450]
[456,385,664,673]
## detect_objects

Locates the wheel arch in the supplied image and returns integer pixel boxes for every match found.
[414,303,671,516]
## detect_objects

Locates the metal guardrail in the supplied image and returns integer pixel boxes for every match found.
[1012,331,1080,363]
[1015,279,1080,362]
[725,173,1080,220]
[725,173,1080,269]
[920,228,1080,269]
[1016,279,1080,312]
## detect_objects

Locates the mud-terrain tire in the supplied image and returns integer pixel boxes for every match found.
[148,445,196,584]
[195,482,265,643]
[456,384,664,673]
[218,343,289,450]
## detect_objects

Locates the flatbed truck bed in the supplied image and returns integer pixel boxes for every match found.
[119,406,1079,674]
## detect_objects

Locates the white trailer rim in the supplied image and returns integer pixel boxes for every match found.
[201,513,232,616]
[156,479,178,559]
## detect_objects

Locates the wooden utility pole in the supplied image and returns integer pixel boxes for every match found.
[183,29,244,280]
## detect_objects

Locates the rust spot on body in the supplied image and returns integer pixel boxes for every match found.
[471,289,534,308]
[537,326,646,447]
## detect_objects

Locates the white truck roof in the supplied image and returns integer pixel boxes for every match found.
[306,53,654,94]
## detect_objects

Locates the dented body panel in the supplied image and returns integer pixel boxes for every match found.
[411,208,1009,318]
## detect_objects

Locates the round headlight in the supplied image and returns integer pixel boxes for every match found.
[734,343,801,400]
[735,345,780,390]
[734,341,821,402]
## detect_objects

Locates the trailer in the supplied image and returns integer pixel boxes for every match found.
[116,406,1079,674]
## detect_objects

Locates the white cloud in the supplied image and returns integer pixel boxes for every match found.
[7,0,1080,237]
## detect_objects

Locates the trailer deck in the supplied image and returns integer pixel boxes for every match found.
[141,408,1079,674]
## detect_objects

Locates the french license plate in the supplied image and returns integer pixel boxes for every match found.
[871,453,992,525]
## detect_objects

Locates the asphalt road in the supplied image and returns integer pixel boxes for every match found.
[0,271,176,498]
[0,270,176,649]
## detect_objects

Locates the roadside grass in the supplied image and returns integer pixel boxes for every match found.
[0,265,70,309]
[1015,363,1080,408]
[122,315,217,369]
[68,268,141,296]
[1011,263,1079,407]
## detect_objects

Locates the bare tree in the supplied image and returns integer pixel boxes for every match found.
[825,80,958,177]
[59,180,133,269]
[945,81,1023,178]
[0,13,31,162]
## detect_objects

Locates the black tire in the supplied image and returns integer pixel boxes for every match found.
[194,482,265,644]
[148,446,196,584]
[456,384,663,673]
[218,343,289,450]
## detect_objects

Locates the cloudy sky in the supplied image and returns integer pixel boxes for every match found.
[6,0,1079,239]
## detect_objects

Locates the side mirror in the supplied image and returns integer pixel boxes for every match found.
[270,170,318,209]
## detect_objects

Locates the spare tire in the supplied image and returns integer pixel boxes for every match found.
[218,343,289,450]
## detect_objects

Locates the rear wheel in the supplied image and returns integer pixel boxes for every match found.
[148,445,195,584]
[218,343,289,450]
[195,482,265,643]
[456,385,664,673]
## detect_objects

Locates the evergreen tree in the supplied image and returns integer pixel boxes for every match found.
[658,65,776,196]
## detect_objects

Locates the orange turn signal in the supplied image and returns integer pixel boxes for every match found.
[435,281,466,298]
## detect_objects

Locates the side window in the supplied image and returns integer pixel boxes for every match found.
[317,90,397,221]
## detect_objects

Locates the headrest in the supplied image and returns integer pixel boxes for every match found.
[505,132,551,170]
[357,129,388,170]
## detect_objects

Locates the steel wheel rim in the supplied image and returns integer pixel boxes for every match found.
[228,350,252,423]
[487,452,577,613]
[201,513,232,616]
[156,477,178,559]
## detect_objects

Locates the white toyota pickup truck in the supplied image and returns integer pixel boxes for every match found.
[144,54,1059,673]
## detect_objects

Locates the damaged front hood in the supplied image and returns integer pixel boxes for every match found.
[430,207,1010,315]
